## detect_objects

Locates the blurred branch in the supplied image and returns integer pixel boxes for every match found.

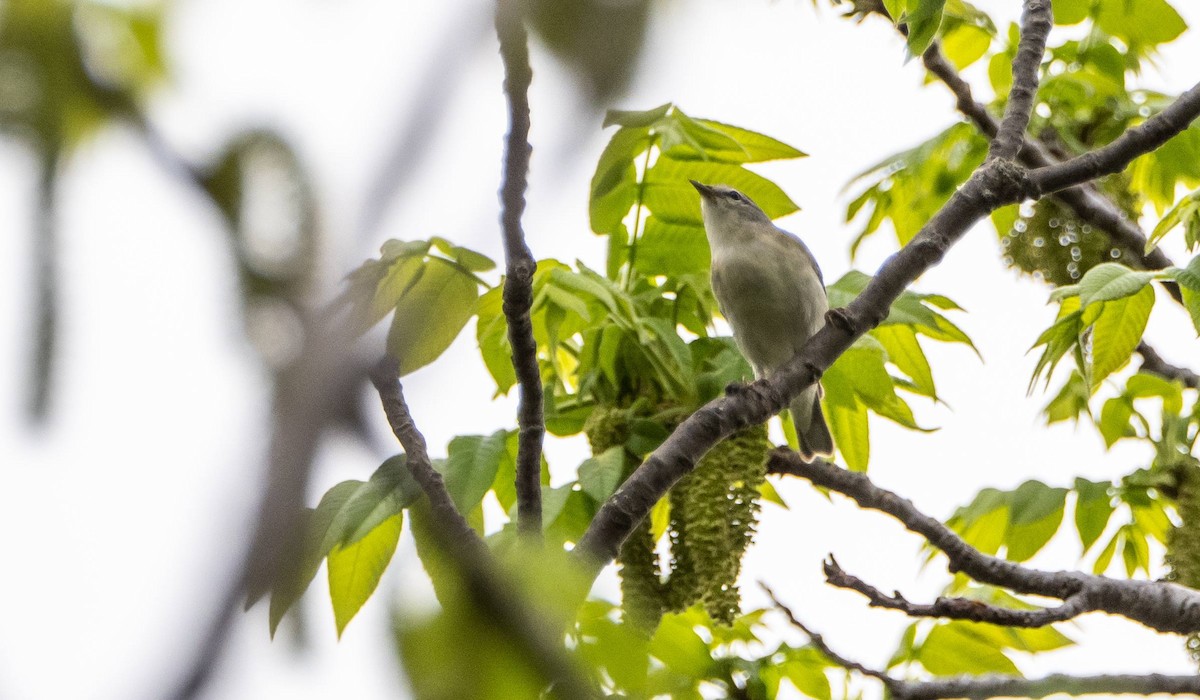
[170,325,363,700]
[495,0,545,539]
[822,555,1090,626]
[987,0,1051,162]
[1137,342,1200,390]
[767,448,1200,635]
[27,140,60,424]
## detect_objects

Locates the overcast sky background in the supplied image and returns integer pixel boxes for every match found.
[2,0,1200,698]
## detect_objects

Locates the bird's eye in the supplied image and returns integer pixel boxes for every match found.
[726,191,745,203]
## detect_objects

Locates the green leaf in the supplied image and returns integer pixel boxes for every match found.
[475,287,517,394]
[905,0,948,56]
[1005,480,1067,562]
[1053,0,1090,24]
[643,157,799,224]
[578,445,626,502]
[1043,371,1089,424]
[1098,396,1135,447]
[604,104,673,128]
[1147,190,1200,252]
[590,126,650,236]
[634,216,710,276]
[873,324,937,399]
[1089,284,1154,388]
[387,257,482,375]
[1096,0,1186,49]
[781,647,833,700]
[1074,478,1114,554]
[918,622,1019,676]
[822,366,870,471]
[328,512,402,636]
[830,338,927,430]
[1126,372,1184,414]
[940,22,991,70]
[650,613,713,678]
[1077,263,1154,309]
[1093,530,1119,574]
[441,431,507,515]
[1172,255,1200,334]
[693,119,807,162]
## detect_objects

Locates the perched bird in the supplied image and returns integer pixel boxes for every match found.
[691,180,834,462]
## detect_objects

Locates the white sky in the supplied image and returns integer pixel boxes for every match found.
[1,0,1200,699]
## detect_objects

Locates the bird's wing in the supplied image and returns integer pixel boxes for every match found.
[778,227,824,289]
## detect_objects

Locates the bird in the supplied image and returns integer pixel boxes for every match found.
[690,179,834,462]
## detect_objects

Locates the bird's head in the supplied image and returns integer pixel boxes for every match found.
[690,180,773,241]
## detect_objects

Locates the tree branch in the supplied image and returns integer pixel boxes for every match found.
[897,672,1200,700]
[823,556,1091,627]
[369,358,595,699]
[768,448,1200,635]
[495,0,545,539]
[922,42,1184,301]
[987,0,1052,162]
[766,577,1200,700]
[1031,81,1200,195]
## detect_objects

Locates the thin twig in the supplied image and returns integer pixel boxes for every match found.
[760,582,900,691]
[495,0,545,539]
[823,556,1091,626]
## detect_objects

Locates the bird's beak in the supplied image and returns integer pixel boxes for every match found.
[690,179,715,199]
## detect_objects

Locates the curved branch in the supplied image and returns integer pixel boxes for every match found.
[369,358,594,698]
[768,449,1200,635]
[496,0,545,538]
[823,556,1091,626]
[988,0,1052,162]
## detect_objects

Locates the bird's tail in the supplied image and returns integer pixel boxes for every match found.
[790,386,834,463]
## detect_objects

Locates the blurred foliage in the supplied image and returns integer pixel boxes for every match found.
[526,0,652,102]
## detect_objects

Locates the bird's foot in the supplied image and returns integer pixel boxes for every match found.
[824,307,854,333]
[724,381,751,396]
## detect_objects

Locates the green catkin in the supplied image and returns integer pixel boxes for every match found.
[666,423,769,625]
[1167,463,1200,664]
[586,406,664,631]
